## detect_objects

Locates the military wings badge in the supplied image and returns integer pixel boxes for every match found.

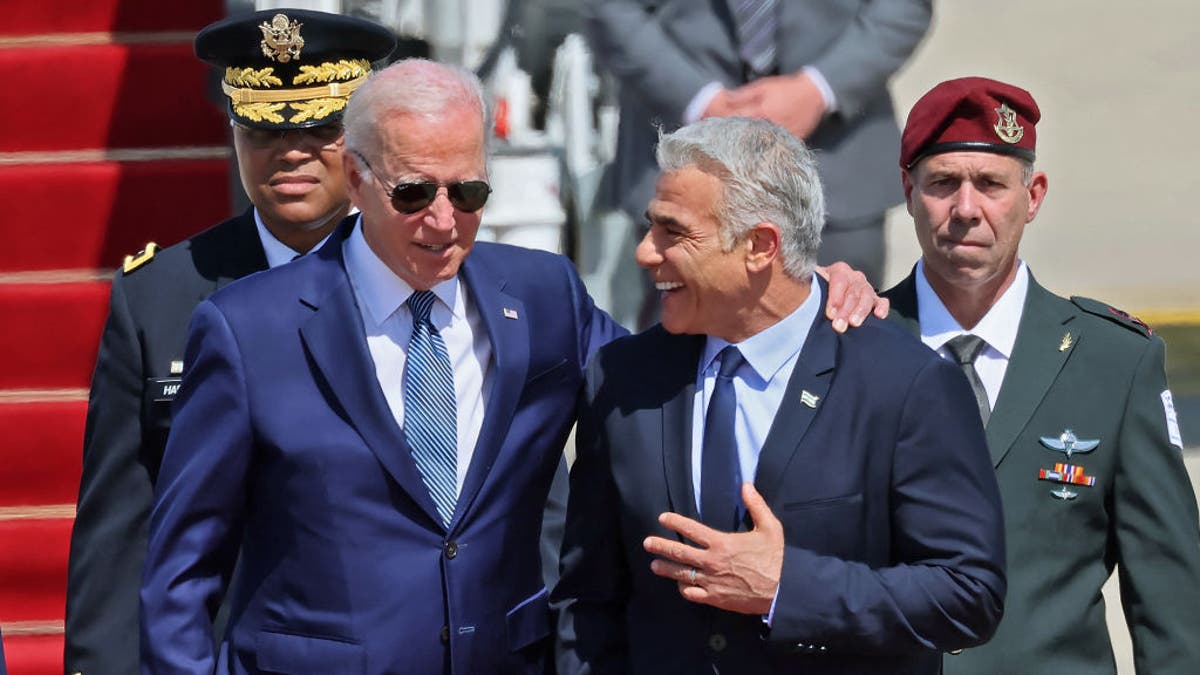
[1038,429,1099,459]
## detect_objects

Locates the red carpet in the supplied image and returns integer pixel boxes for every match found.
[0,1,228,669]
[0,159,230,271]
[0,637,63,675]
[1,0,222,36]
[0,44,227,152]
[0,520,72,622]
[0,283,110,391]
[0,401,85,506]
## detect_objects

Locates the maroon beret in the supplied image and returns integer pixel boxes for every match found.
[900,77,1040,169]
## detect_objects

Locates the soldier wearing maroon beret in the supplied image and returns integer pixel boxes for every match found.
[883,76,1200,674]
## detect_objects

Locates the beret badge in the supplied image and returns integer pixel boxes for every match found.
[993,103,1024,144]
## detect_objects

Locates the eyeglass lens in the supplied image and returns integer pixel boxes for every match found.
[390,181,491,214]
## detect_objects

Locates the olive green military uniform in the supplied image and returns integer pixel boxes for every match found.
[885,270,1200,675]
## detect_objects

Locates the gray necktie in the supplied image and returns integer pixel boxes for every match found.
[945,334,991,427]
[732,0,779,78]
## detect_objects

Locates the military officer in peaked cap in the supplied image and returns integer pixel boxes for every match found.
[64,10,394,674]
[883,76,1200,674]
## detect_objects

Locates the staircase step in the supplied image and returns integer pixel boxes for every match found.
[1,633,64,675]
[0,157,231,271]
[0,399,86,507]
[2,0,222,37]
[0,282,109,390]
[0,517,71,623]
[0,43,227,153]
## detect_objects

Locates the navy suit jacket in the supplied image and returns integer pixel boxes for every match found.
[555,281,1006,674]
[141,217,622,674]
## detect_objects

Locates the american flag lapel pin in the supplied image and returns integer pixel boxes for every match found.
[503,307,519,320]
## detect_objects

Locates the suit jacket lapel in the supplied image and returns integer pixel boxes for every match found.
[660,333,705,523]
[986,278,1078,467]
[452,258,529,529]
[298,219,445,528]
[754,284,837,505]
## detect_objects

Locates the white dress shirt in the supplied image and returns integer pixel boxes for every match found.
[253,208,333,268]
[915,259,1030,410]
[690,275,822,510]
[343,217,492,491]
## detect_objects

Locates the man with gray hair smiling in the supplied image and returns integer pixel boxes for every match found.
[554,115,1007,675]
[140,54,884,672]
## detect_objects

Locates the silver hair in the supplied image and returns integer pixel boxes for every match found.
[342,58,488,175]
[655,117,824,280]
[1019,159,1035,186]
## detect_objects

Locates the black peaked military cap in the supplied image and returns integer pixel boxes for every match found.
[196,9,395,130]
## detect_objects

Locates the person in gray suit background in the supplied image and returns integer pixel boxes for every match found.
[585,0,930,326]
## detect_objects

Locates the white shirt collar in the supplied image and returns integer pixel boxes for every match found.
[915,259,1028,358]
[701,273,823,383]
[343,214,464,328]
[253,208,333,269]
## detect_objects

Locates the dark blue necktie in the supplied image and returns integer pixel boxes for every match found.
[701,346,745,531]
[403,290,458,527]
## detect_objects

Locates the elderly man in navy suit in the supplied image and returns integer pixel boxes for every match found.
[554,116,1007,674]
[138,57,627,673]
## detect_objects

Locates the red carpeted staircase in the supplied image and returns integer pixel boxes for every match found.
[0,2,229,671]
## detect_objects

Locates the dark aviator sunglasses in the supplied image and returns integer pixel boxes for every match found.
[354,152,491,214]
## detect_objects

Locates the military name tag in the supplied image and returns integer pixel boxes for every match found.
[149,377,182,402]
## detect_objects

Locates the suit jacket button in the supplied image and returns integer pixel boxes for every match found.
[444,540,458,559]
[707,633,727,652]
[440,625,450,644]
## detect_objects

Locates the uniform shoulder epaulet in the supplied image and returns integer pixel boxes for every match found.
[1070,295,1153,338]
[122,242,159,275]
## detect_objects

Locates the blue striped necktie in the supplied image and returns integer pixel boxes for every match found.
[403,290,458,527]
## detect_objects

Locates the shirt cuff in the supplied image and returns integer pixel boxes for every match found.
[763,585,780,627]
[685,81,726,124]
[803,65,837,114]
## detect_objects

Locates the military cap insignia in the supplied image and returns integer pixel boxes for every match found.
[198,9,394,130]
[122,242,159,274]
[260,14,304,63]
[993,103,1024,144]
